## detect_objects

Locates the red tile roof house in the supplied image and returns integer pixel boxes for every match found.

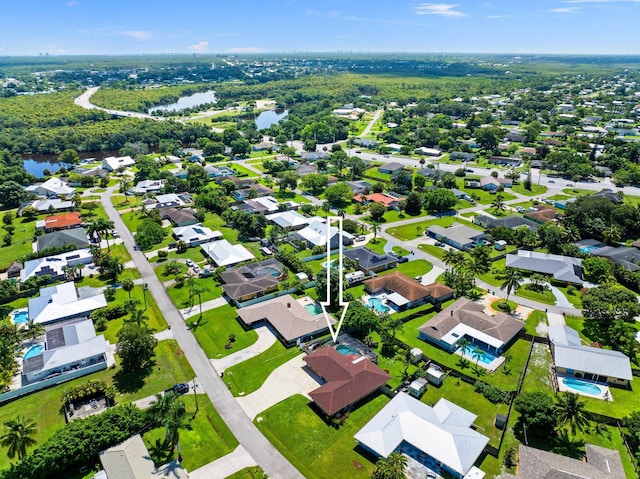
[42,212,83,232]
[354,193,402,210]
[304,346,391,417]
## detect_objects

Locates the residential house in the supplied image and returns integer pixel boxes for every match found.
[449,152,476,162]
[205,165,235,178]
[345,180,371,195]
[304,346,390,416]
[301,151,329,161]
[296,164,318,176]
[418,298,524,356]
[132,179,166,194]
[473,215,540,232]
[220,259,285,302]
[364,272,454,311]
[343,247,397,276]
[417,168,440,180]
[236,295,334,346]
[353,139,377,148]
[426,223,487,251]
[36,228,89,252]
[414,147,441,156]
[22,319,111,384]
[252,140,274,151]
[101,156,135,172]
[385,143,403,152]
[553,198,577,210]
[28,282,107,325]
[21,249,93,282]
[143,193,189,210]
[27,198,74,213]
[548,325,633,387]
[524,205,558,224]
[355,393,489,479]
[25,177,75,198]
[290,219,354,249]
[592,188,623,204]
[378,162,404,175]
[354,193,403,210]
[477,176,512,191]
[489,156,521,167]
[506,250,583,283]
[161,208,198,227]
[41,211,83,232]
[592,246,640,272]
[97,434,189,479]
[201,239,255,267]
[242,196,281,214]
[266,210,311,231]
[173,224,222,247]
[497,444,625,479]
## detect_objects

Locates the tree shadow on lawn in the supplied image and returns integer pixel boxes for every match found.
[188,316,209,332]
[513,421,584,459]
[113,361,155,394]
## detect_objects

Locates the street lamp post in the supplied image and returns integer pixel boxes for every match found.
[142,283,148,310]
[192,378,199,419]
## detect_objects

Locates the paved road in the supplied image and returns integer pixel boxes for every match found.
[359,109,383,138]
[75,87,164,121]
[101,186,304,479]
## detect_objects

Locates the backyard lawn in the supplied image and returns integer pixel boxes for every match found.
[143,394,238,472]
[256,393,389,479]
[225,341,302,396]
[387,215,482,242]
[191,304,258,359]
[520,343,553,394]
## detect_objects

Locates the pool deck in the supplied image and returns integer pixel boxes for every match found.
[454,347,505,373]
[10,308,29,327]
[360,294,393,315]
[556,374,612,401]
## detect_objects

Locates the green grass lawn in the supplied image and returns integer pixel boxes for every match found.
[120,210,174,251]
[361,209,420,225]
[391,245,410,256]
[460,186,516,204]
[191,304,258,359]
[520,342,553,394]
[525,310,547,336]
[547,194,571,201]
[0,340,194,470]
[379,259,433,278]
[220,162,259,178]
[387,215,482,241]
[225,341,302,396]
[553,284,582,308]
[167,278,222,309]
[364,238,387,254]
[516,285,557,305]
[256,393,389,479]
[562,188,594,196]
[111,194,135,210]
[417,243,446,260]
[225,467,266,479]
[478,258,506,287]
[108,243,132,262]
[511,183,548,196]
[0,215,37,270]
[143,394,238,472]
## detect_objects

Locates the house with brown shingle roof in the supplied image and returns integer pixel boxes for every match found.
[304,346,390,416]
[220,259,285,303]
[364,272,454,311]
[524,205,558,224]
[497,444,625,479]
[418,298,524,356]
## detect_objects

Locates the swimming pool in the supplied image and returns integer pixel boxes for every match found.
[11,310,28,325]
[254,266,281,277]
[304,303,323,315]
[321,260,337,269]
[24,344,44,360]
[336,344,362,356]
[579,245,601,254]
[367,297,391,313]
[562,377,603,396]
[460,343,497,365]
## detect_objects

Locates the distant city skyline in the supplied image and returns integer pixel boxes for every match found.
[2,0,640,56]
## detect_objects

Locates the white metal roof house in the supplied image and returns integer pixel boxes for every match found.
[289,219,354,249]
[25,177,75,198]
[266,210,311,231]
[20,248,93,282]
[355,393,488,479]
[22,319,112,384]
[101,155,135,171]
[172,224,222,247]
[28,282,107,325]
[201,239,255,267]
[549,325,633,386]
[29,198,74,212]
[506,251,583,284]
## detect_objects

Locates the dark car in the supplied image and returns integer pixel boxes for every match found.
[434,241,445,247]
[171,383,189,395]
[397,256,409,263]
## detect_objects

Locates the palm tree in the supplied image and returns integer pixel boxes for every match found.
[149,393,191,459]
[371,222,381,242]
[0,416,37,463]
[394,348,412,377]
[121,278,134,300]
[466,256,490,280]
[372,451,407,479]
[602,224,622,245]
[321,201,332,213]
[491,194,506,215]
[470,345,487,372]
[191,285,209,317]
[23,320,45,342]
[125,308,148,327]
[442,248,459,272]
[415,225,422,237]
[500,268,522,309]
[554,392,590,435]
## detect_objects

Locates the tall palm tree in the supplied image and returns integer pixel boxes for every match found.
[191,285,209,318]
[554,393,590,435]
[23,320,45,342]
[372,451,407,479]
[470,345,487,372]
[0,416,37,463]
[466,256,490,279]
[500,268,522,309]
[442,248,459,272]
[491,194,506,215]
[125,308,148,327]
[149,393,191,459]
[602,224,622,245]
[415,225,422,237]
[121,278,135,300]
[371,222,381,242]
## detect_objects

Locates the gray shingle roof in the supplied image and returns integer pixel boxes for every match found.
[37,228,89,251]
[343,247,396,271]
[506,251,583,283]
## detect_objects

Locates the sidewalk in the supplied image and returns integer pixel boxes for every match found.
[181,297,228,319]
[189,445,257,479]
[211,326,277,372]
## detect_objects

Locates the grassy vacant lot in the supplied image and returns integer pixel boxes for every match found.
[512,183,547,196]
[525,310,547,336]
[192,304,258,359]
[388,215,482,242]
[108,243,132,262]
[143,394,238,472]
[225,467,266,479]
[256,394,389,479]
[418,243,446,260]
[379,259,433,279]
[0,340,194,469]
[120,211,174,251]
[225,341,302,396]
[459,185,517,204]
[167,278,222,309]
[520,342,553,394]
[0,214,37,270]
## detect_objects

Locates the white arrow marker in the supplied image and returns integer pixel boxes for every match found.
[319,216,349,343]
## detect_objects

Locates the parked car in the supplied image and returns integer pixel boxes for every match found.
[548,180,555,183]
[397,256,409,263]
[465,168,474,173]
[355,235,366,241]
[186,259,194,267]
[133,243,141,251]
[516,206,526,213]
[414,276,422,282]
[171,383,189,395]
[389,251,399,258]
[435,241,445,247]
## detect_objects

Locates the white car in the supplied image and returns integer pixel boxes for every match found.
[186,259,194,267]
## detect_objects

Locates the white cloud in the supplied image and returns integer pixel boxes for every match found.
[414,3,466,17]
[549,7,581,12]
[116,30,152,41]
[188,41,208,53]
[227,47,264,54]
[65,1,79,6]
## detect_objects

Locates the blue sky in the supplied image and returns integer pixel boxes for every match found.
[1,0,639,56]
